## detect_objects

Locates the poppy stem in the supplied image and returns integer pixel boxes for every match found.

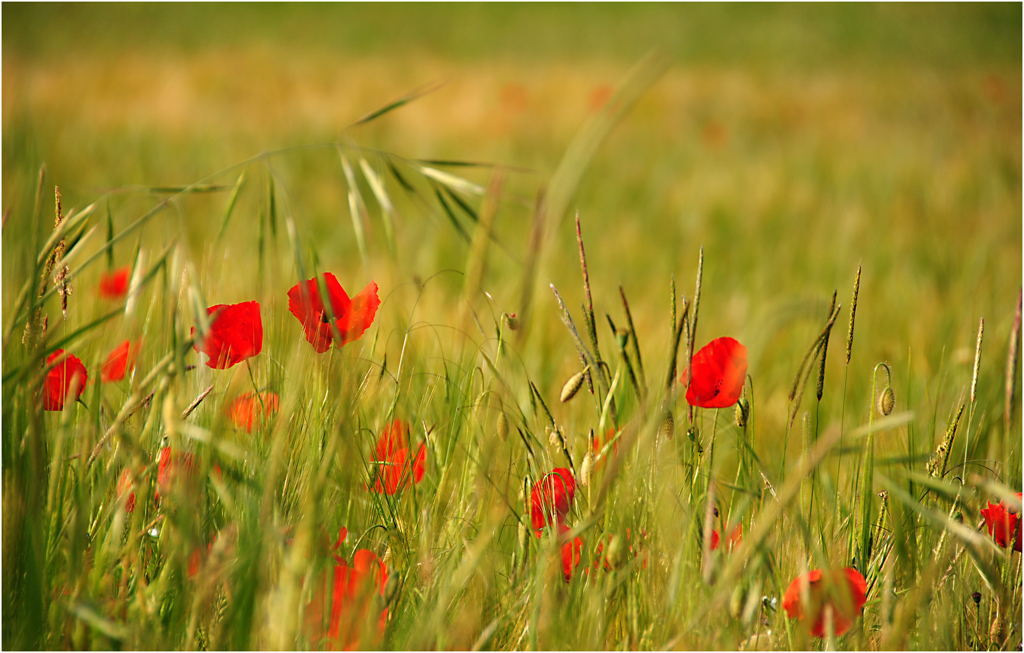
[245,359,266,414]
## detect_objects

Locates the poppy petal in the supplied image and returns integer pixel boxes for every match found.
[192,301,263,369]
[684,337,748,408]
[98,266,131,299]
[44,349,88,411]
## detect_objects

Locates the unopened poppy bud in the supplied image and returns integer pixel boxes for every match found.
[503,312,519,331]
[384,573,400,607]
[971,591,982,605]
[687,427,699,443]
[660,410,674,441]
[607,534,626,569]
[954,511,963,523]
[560,366,590,403]
[878,386,895,416]
[496,411,509,442]
[735,397,750,429]
[580,451,595,488]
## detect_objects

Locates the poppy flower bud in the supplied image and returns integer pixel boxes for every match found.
[496,411,509,442]
[877,387,895,416]
[616,329,630,350]
[607,534,626,569]
[503,312,519,331]
[660,410,675,441]
[687,427,699,443]
[735,397,750,429]
[580,451,595,488]
[972,591,982,605]
[560,366,590,403]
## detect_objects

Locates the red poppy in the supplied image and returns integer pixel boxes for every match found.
[155,447,222,505]
[101,340,141,382]
[98,266,131,299]
[369,420,426,495]
[306,549,389,650]
[593,428,620,461]
[187,536,216,579]
[117,468,136,514]
[711,523,743,552]
[782,567,867,638]
[981,494,1022,552]
[287,275,380,353]
[530,468,576,537]
[560,525,584,583]
[680,337,748,409]
[191,301,263,369]
[44,349,88,411]
[227,392,280,433]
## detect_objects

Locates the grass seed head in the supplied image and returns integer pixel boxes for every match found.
[560,366,589,403]
[496,410,509,442]
[660,409,675,441]
[607,534,626,569]
[580,451,594,488]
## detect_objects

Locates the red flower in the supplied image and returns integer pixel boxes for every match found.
[530,468,576,537]
[117,468,136,514]
[782,568,867,638]
[191,301,263,369]
[287,275,380,353]
[680,337,748,409]
[101,340,141,382]
[560,526,584,583]
[306,549,389,650]
[981,494,1022,552]
[187,536,217,579]
[98,266,131,299]
[44,349,88,411]
[369,420,426,495]
[711,523,743,552]
[227,392,280,433]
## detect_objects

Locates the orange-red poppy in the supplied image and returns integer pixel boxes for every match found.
[711,523,743,552]
[287,275,380,353]
[681,337,748,408]
[981,494,1022,552]
[369,420,426,495]
[306,549,389,650]
[98,266,131,299]
[191,301,263,369]
[44,349,87,411]
[227,392,280,433]
[530,468,576,537]
[560,525,584,583]
[156,447,199,502]
[782,567,867,638]
[101,340,141,382]
[117,467,136,514]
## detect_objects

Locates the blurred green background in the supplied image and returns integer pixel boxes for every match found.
[3,3,1021,446]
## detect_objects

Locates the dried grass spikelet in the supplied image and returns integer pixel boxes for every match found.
[660,409,675,441]
[735,397,750,429]
[877,387,895,416]
[580,451,595,488]
[547,426,561,449]
[927,403,965,478]
[971,317,984,404]
[560,365,590,403]
[496,410,509,442]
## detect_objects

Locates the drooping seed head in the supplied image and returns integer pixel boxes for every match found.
[560,366,590,403]
[607,534,626,569]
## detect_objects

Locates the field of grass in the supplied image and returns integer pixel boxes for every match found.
[2,4,1022,650]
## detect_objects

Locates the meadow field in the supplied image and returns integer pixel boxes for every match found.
[2,4,1022,650]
